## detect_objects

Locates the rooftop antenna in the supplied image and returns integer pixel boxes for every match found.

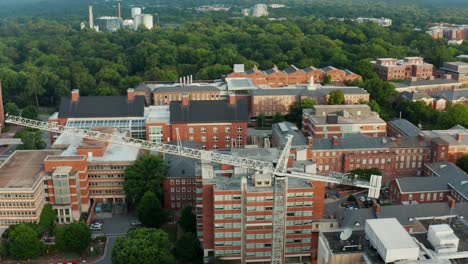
[340,228,353,241]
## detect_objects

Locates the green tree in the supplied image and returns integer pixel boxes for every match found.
[55,222,91,254]
[4,102,19,116]
[137,191,167,228]
[368,100,381,113]
[112,228,175,264]
[14,129,46,150]
[21,105,38,120]
[456,155,468,174]
[327,90,346,105]
[38,204,56,231]
[322,74,332,85]
[9,224,44,259]
[272,113,285,123]
[174,232,202,262]
[285,98,315,128]
[178,206,196,233]
[124,155,166,205]
[348,168,382,181]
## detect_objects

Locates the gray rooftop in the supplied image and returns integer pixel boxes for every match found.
[426,161,468,200]
[388,119,422,137]
[225,78,256,91]
[401,91,433,100]
[395,176,449,193]
[272,121,308,146]
[58,95,145,118]
[153,85,220,93]
[252,85,369,97]
[398,78,459,87]
[431,89,468,101]
[169,100,249,123]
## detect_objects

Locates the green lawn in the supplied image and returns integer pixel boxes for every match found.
[162,224,178,243]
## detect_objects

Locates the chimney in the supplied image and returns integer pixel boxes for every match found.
[307,76,317,90]
[117,0,122,19]
[229,94,236,105]
[253,65,258,71]
[179,77,182,86]
[332,136,339,146]
[448,197,456,209]
[71,89,80,102]
[418,132,425,142]
[273,64,278,71]
[190,75,193,84]
[89,5,94,29]
[182,93,189,106]
[127,88,135,101]
[307,136,314,147]
[0,80,4,129]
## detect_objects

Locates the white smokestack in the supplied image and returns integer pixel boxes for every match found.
[190,75,193,84]
[89,5,94,29]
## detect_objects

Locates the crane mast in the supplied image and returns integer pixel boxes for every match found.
[6,115,382,264]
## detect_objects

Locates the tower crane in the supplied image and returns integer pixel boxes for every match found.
[5,115,382,264]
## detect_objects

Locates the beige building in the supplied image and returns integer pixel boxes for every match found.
[0,150,61,226]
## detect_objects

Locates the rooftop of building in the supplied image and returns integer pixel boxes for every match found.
[153,85,220,93]
[145,105,170,124]
[425,161,468,199]
[230,148,280,163]
[225,78,256,90]
[395,175,449,193]
[421,125,468,146]
[395,78,460,88]
[366,218,419,250]
[165,141,202,178]
[304,105,385,125]
[0,150,61,189]
[282,65,304,74]
[388,119,422,137]
[311,134,431,151]
[443,61,468,67]
[169,99,249,123]
[272,122,308,146]
[401,91,433,101]
[431,89,468,101]
[58,94,145,119]
[251,84,369,96]
[52,131,140,162]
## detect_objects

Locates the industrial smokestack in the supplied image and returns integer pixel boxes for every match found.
[117,0,122,18]
[89,5,94,29]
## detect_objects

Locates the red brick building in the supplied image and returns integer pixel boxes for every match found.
[146,96,249,150]
[196,149,326,263]
[163,154,197,210]
[372,57,434,81]
[152,85,222,106]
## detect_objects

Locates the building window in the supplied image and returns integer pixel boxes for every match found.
[420,193,425,201]
[189,136,194,141]
[213,144,219,150]
[225,136,231,141]
[213,136,218,142]
[237,135,242,141]
[189,127,194,133]
[202,145,207,150]
[201,136,206,142]
[225,144,231,149]
[149,126,164,143]
[237,126,242,132]
[225,127,231,133]
[201,127,206,133]
[213,127,218,133]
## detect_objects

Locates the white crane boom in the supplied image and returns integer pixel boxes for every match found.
[6,115,382,264]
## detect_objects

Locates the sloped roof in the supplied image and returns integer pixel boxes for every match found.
[283,65,304,74]
[302,66,321,73]
[396,176,449,193]
[169,100,249,123]
[401,91,432,101]
[388,119,421,137]
[322,66,339,72]
[431,89,468,101]
[153,85,220,93]
[58,96,145,118]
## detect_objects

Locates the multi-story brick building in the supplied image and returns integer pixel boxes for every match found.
[0,150,61,226]
[389,161,468,204]
[372,57,434,81]
[438,62,468,85]
[431,89,468,109]
[251,83,369,116]
[196,148,326,263]
[302,105,386,139]
[146,96,249,150]
[163,153,197,210]
[226,64,361,87]
[152,85,222,106]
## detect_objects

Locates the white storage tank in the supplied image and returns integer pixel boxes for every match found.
[365,218,419,263]
[141,14,153,29]
[131,7,141,18]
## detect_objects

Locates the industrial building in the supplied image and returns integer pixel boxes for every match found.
[95,16,122,32]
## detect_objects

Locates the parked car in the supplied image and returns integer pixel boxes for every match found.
[130,220,142,227]
[95,202,103,213]
[90,223,102,231]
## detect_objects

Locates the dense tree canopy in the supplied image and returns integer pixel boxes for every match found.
[112,228,175,264]
[8,224,44,260]
[174,232,202,262]
[14,129,47,150]
[178,206,196,233]
[55,222,91,254]
[124,155,166,205]
[327,90,346,105]
[137,191,167,228]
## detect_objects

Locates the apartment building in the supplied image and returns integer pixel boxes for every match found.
[0,150,61,226]
[438,61,468,85]
[226,64,361,87]
[372,57,433,81]
[302,105,386,139]
[251,84,369,116]
[163,153,197,210]
[196,148,326,263]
